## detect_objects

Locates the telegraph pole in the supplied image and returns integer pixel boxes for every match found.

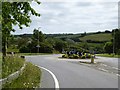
[113,29,115,56]
[36,27,41,53]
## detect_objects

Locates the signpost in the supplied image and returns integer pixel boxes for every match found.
[36,45,40,53]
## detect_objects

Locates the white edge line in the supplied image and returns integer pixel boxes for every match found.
[35,65,60,89]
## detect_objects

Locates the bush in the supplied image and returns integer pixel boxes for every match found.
[69,55,74,59]
[62,54,68,58]
[73,54,79,59]
[81,55,86,59]
[19,46,29,53]
[68,54,79,59]
[86,54,91,58]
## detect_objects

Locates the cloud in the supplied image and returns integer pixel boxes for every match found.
[39,0,120,2]
[13,0,118,34]
[76,2,93,7]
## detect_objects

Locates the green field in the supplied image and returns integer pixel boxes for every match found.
[55,34,81,39]
[48,33,112,42]
[80,33,112,42]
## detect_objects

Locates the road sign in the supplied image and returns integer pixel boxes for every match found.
[36,45,40,48]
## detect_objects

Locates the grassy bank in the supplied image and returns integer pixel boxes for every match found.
[3,62,41,89]
[96,54,120,58]
[2,55,25,79]
[18,53,52,56]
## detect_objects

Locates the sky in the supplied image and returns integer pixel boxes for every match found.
[12,0,119,34]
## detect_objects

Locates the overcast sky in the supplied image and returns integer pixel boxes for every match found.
[12,0,119,34]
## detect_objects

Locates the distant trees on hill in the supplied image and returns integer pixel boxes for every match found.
[7,29,120,55]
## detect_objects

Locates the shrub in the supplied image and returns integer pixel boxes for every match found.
[69,55,74,59]
[68,54,79,59]
[81,55,86,59]
[19,46,29,53]
[62,54,68,58]
[39,43,53,53]
[73,54,79,59]
[86,54,91,58]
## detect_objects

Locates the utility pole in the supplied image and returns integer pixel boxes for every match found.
[113,29,115,56]
[36,27,41,53]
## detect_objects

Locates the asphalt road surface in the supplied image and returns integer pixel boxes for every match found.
[26,54,118,88]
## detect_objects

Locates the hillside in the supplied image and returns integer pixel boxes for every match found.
[47,33,112,43]
[14,32,112,43]
[79,33,112,42]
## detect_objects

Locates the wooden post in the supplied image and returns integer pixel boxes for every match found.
[91,55,94,63]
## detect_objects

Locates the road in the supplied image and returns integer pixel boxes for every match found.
[26,54,118,88]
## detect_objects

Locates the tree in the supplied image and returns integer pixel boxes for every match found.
[112,29,120,54]
[32,29,45,42]
[2,1,41,56]
[54,39,67,52]
[17,37,30,48]
[103,42,113,54]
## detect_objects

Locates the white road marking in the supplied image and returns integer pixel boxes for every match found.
[101,64,107,66]
[112,67,120,70]
[98,68,109,72]
[35,65,60,89]
[101,64,120,70]
[116,74,120,76]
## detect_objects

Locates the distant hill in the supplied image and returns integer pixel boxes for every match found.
[14,34,32,38]
[13,31,112,43]
[46,32,112,43]
[79,33,112,42]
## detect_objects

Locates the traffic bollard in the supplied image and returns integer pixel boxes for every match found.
[91,55,94,63]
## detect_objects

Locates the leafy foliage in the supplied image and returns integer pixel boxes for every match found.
[2,1,41,56]
[19,30,53,53]
[32,29,45,42]
[103,42,113,54]
[54,39,67,53]
[112,29,120,54]
[62,54,68,58]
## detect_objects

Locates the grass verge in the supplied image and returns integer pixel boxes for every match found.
[2,55,25,79]
[18,53,52,56]
[3,62,41,89]
[96,54,120,58]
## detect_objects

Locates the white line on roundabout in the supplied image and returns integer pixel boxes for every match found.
[35,65,60,89]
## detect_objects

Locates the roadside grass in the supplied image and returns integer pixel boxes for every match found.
[2,55,25,79]
[18,53,52,56]
[3,62,41,89]
[96,54,120,58]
